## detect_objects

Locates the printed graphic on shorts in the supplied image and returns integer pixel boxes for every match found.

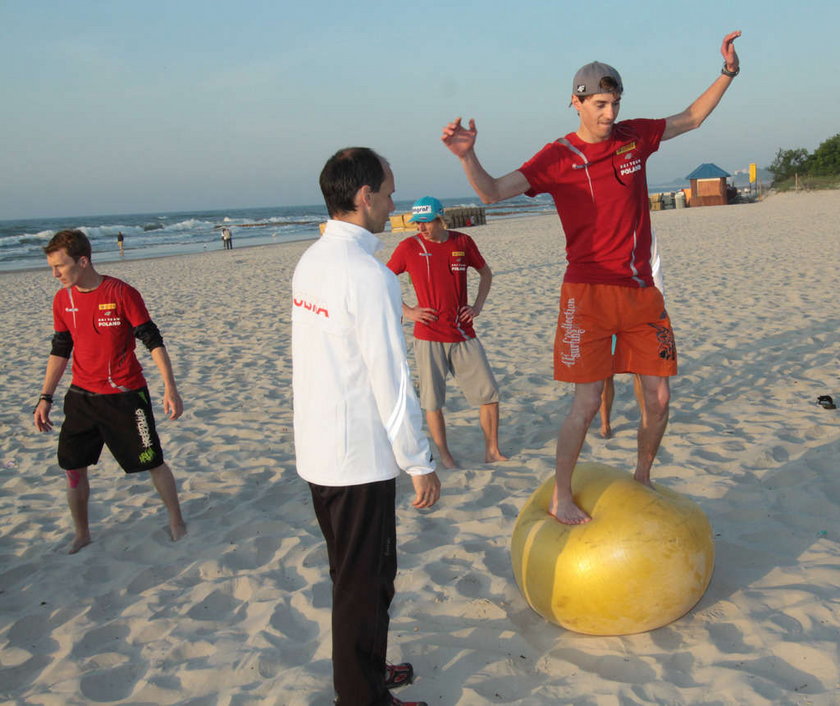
[648,323,677,360]
[134,406,157,464]
[559,298,586,367]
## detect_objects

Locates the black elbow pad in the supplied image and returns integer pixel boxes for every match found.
[134,321,164,351]
[51,330,73,358]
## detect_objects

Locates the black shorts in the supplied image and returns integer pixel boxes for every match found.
[57,386,165,473]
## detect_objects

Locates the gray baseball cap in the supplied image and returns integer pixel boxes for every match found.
[572,61,623,97]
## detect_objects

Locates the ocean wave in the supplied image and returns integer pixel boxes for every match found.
[78,225,145,240]
[0,228,55,245]
[0,198,543,272]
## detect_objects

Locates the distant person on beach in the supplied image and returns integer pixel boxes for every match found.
[387,195,507,469]
[33,229,187,554]
[292,147,439,706]
[116,231,124,256]
[442,31,742,524]
[221,227,233,250]
[599,231,665,438]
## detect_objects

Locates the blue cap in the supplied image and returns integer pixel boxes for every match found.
[408,196,444,223]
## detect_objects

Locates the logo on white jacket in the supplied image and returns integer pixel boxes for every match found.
[294,295,330,318]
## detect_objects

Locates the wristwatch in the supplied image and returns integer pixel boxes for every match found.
[721,63,739,78]
[33,393,53,414]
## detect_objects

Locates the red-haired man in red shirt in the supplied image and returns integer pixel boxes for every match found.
[34,229,187,553]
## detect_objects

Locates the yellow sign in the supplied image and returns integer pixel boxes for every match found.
[99,303,117,310]
[749,163,757,183]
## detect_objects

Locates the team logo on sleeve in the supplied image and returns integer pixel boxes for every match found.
[293,292,330,318]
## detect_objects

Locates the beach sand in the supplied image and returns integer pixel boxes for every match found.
[1,190,838,705]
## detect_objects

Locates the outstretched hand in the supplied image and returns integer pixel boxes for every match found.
[441,117,477,158]
[721,30,741,72]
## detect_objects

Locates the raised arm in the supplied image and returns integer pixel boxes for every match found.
[441,117,530,203]
[662,31,741,141]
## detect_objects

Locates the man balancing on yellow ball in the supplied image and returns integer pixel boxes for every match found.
[443,30,742,524]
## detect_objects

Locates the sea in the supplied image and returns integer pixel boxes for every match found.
[0,195,559,273]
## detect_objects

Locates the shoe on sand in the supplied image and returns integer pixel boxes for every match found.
[817,395,836,409]
[385,662,414,689]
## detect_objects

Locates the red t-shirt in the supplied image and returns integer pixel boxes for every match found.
[519,118,665,287]
[387,231,487,343]
[52,275,151,394]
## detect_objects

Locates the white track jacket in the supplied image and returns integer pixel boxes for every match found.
[292,220,435,486]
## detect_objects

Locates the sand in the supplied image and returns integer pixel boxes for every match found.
[1,190,838,705]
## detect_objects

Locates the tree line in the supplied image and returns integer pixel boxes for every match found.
[767,133,840,183]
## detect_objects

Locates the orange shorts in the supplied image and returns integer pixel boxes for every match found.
[553,282,678,383]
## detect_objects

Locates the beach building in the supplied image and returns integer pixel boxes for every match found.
[686,163,732,207]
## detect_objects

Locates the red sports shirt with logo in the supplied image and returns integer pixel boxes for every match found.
[52,275,151,394]
[519,118,665,288]
[387,231,486,343]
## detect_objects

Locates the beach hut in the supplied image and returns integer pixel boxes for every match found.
[686,163,731,207]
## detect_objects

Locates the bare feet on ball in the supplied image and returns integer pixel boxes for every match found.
[549,492,591,525]
[633,469,654,488]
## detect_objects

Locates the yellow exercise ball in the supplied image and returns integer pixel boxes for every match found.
[510,463,714,635]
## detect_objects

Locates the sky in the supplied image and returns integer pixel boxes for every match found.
[2,0,839,219]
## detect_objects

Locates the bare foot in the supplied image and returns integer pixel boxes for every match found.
[633,471,653,488]
[600,425,612,439]
[170,522,188,542]
[438,446,460,470]
[485,449,510,463]
[68,534,92,554]
[548,498,591,525]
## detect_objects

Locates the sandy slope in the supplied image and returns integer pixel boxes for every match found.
[1,190,838,705]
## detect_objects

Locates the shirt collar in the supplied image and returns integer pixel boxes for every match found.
[322,219,383,255]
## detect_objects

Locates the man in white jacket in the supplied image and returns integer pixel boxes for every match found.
[292,147,440,706]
